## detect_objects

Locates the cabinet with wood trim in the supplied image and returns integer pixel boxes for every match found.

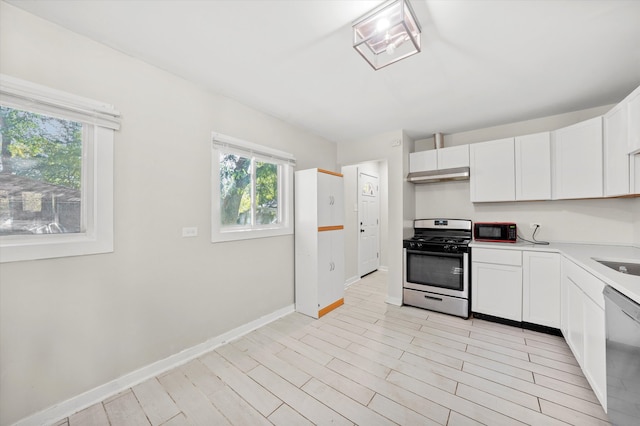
[294,168,345,318]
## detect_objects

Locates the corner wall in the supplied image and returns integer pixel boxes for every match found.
[338,130,413,306]
[0,3,337,425]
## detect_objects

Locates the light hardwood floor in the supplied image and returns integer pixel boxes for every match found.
[54,271,610,425]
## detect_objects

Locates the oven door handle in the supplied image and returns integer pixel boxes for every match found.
[405,249,464,258]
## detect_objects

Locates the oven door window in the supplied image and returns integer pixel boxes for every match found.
[406,251,464,291]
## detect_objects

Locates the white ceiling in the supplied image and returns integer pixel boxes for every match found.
[7,0,640,144]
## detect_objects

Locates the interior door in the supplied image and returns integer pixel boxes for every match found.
[358,172,379,276]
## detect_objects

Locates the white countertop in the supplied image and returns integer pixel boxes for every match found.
[469,241,640,304]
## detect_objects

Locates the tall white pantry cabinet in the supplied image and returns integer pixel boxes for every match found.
[294,168,345,318]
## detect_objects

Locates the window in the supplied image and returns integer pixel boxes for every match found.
[0,74,120,262]
[212,132,294,242]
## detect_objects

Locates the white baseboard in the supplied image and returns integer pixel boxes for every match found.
[378,265,388,272]
[386,296,402,306]
[344,275,360,288]
[13,304,295,426]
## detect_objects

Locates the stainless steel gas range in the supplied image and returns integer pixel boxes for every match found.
[403,218,472,319]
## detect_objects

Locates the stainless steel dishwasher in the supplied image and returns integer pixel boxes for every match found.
[604,285,640,426]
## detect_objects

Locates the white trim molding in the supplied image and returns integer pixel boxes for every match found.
[13,304,295,426]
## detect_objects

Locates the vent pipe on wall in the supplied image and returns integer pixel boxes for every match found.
[434,132,444,149]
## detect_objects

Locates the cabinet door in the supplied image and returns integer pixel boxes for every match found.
[632,154,640,194]
[522,251,560,328]
[604,102,630,196]
[438,145,469,169]
[553,117,603,199]
[410,150,438,172]
[515,132,551,200]
[472,261,522,321]
[317,171,343,227]
[627,85,640,154]
[583,296,607,410]
[470,138,516,202]
[565,277,585,365]
[317,230,344,313]
[560,267,569,337]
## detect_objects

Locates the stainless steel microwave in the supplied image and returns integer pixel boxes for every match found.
[474,222,517,243]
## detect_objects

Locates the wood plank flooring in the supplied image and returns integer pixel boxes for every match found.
[54,271,610,425]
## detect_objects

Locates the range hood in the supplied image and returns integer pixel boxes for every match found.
[407,166,470,183]
[407,133,470,184]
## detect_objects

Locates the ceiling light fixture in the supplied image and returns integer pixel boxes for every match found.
[352,0,421,70]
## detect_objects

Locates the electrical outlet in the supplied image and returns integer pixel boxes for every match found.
[529,223,541,229]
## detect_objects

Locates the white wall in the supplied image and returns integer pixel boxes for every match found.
[413,105,638,245]
[341,164,359,283]
[338,130,413,306]
[415,104,614,150]
[634,198,640,246]
[0,3,337,425]
[415,181,636,244]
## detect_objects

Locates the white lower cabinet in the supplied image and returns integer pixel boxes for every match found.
[472,247,608,410]
[472,248,522,322]
[522,251,561,328]
[473,248,561,327]
[583,295,607,410]
[561,257,607,410]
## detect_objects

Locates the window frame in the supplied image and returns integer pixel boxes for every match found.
[211,132,294,243]
[0,74,119,262]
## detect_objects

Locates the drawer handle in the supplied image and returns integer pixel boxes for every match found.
[424,295,443,302]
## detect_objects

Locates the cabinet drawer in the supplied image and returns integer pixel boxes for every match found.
[472,248,522,266]
[563,258,605,309]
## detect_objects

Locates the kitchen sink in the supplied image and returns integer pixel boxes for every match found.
[594,259,640,276]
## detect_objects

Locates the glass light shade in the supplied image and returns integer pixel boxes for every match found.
[353,0,421,70]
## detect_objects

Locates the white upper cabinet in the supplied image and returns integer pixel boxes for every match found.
[409,145,469,173]
[317,169,344,227]
[552,116,603,199]
[604,101,630,196]
[437,145,469,169]
[515,132,552,200]
[409,150,438,172]
[632,155,640,194]
[627,85,640,154]
[470,138,515,202]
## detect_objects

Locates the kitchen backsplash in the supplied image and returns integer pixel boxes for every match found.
[414,180,639,245]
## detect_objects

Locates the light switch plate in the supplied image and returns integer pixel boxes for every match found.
[182,227,198,237]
